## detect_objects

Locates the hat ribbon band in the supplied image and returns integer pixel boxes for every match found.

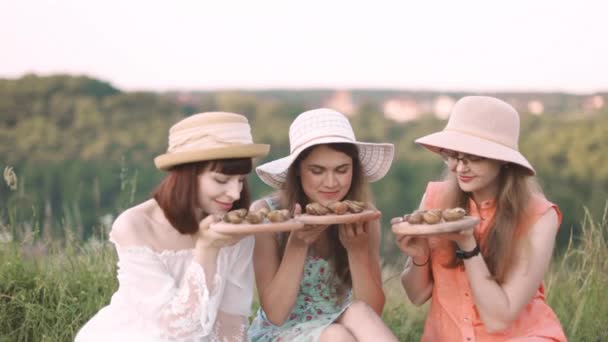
[290,134,354,154]
[444,127,518,150]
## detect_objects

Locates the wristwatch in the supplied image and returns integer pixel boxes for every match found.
[455,243,480,260]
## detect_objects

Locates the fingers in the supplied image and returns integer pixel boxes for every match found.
[198,214,221,231]
[294,203,302,215]
[390,217,404,225]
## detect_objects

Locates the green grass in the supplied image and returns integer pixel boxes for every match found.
[1,207,607,341]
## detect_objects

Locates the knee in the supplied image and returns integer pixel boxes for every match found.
[342,300,376,320]
[319,323,355,342]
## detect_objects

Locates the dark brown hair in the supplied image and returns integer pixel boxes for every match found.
[437,164,539,283]
[277,143,371,299]
[153,158,252,234]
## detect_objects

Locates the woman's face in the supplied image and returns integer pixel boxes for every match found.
[197,169,246,215]
[298,145,353,206]
[442,149,503,201]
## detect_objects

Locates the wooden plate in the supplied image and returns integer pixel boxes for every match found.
[210,220,305,234]
[296,210,380,225]
[391,216,480,235]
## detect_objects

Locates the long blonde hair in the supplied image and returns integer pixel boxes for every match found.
[438,164,540,283]
[276,143,372,299]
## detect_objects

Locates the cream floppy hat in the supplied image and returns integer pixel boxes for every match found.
[256,108,395,189]
[154,112,270,170]
[415,96,535,175]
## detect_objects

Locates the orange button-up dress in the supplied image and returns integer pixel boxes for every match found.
[420,182,567,342]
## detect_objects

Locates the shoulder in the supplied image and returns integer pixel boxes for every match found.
[523,193,562,232]
[109,200,156,247]
[422,181,449,209]
[250,198,271,211]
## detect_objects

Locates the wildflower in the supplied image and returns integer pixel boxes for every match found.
[3,166,17,191]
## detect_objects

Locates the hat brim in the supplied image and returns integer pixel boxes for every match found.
[256,137,394,189]
[154,144,270,171]
[415,130,535,175]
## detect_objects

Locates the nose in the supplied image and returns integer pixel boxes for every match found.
[455,159,469,173]
[324,172,338,188]
[226,179,241,201]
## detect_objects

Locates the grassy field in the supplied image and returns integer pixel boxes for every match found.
[0,207,607,341]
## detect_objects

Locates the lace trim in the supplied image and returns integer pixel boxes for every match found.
[157,261,223,340]
[115,243,194,258]
[211,318,248,342]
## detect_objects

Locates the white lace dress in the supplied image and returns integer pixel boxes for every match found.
[75,222,254,341]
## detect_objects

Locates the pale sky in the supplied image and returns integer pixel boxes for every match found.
[1,0,606,93]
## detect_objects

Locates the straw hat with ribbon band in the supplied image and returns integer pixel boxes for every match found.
[415,96,535,175]
[154,112,270,170]
[256,108,395,189]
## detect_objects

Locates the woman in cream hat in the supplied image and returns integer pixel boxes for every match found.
[394,96,567,341]
[76,112,269,342]
[248,108,398,341]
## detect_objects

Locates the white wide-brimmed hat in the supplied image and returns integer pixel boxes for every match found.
[256,108,395,189]
[154,112,270,170]
[415,96,535,174]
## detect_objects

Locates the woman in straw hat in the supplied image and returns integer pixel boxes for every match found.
[393,96,567,341]
[248,108,398,341]
[75,112,269,342]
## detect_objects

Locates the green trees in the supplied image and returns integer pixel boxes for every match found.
[1,75,606,260]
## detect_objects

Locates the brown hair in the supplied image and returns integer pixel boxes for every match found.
[276,143,371,300]
[437,164,540,283]
[153,158,252,234]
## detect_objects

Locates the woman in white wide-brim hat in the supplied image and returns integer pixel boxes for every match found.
[394,96,567,341]
[249,108,398,342]
[76,112,269,342]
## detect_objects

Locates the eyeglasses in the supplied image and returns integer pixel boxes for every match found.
[439,149,486,166]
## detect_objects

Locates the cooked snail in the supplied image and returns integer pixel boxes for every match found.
[305,202,330,215]
[245,211,265,224]
[223,209,248,224]
[442,207,466,221]
[267,209,290,222]
[343,200,365,213]
[422,209,442,224]
[328,201,349,215]
[407,210,424,224]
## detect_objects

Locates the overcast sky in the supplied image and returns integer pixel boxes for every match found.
[1,0,606,93]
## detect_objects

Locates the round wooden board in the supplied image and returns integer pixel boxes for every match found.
[391,216,480,235]
[296,210,380,225]
[210,220,305,234]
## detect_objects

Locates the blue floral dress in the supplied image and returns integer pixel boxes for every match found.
[248,255,352,341]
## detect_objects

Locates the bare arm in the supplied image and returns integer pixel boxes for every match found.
[398,194,434,305]
[251,199,310,326]
[345,219,386,314]
[457,209,559,333]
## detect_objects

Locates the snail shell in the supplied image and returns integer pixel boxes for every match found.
[267,210,289,222]
[245,211,264,224]
[328,201,349,215]
[407,210,424,224]
[423,209,442,224]
[224,210,246,224]
[257,207,269,218]
[343,200,365,213]
[306,202,330,215]
[442,207,466,221]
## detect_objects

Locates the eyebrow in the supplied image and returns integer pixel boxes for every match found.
[308,163,351,169]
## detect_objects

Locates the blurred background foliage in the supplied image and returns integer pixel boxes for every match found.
[1,74,607,263]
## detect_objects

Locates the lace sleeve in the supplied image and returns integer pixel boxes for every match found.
[113,246,227,341]
[158,260,224,340]
[211,311,248,341]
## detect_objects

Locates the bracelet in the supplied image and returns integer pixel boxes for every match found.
[455,243,480,260]
[412,256,430,267]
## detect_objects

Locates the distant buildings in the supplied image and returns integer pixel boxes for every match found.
[324,90,355,116]
[527,100,545,115]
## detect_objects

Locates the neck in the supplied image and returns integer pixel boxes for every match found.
[472,182,499,206]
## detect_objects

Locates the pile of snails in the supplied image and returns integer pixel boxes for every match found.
[403,207,467,224]
[305,200,366,216]
[223,208,292,224]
